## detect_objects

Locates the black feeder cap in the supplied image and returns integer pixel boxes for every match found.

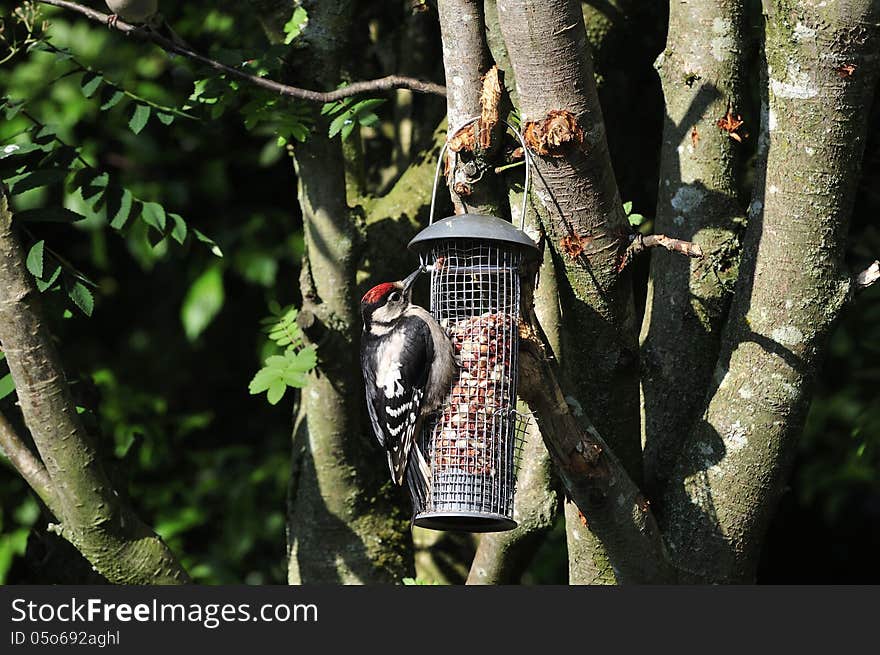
[408,214,540,259]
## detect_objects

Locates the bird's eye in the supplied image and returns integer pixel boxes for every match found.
[389,292,401,303]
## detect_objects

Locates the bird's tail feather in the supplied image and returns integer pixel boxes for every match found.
[405,444,431,516]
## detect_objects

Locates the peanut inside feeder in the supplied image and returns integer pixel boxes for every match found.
[408,214,539,532]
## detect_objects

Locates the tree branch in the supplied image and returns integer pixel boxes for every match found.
[36,0,445,103]
[639,0,749,505]
[516,321,675,584]
[247,0,414,584]
[437,0,504,216]
[621,233,704,270]
[0,188,189,584]
[0,410,63,517]
[496,0,642,584]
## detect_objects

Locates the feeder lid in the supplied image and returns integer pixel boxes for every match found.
[408,214,540,258]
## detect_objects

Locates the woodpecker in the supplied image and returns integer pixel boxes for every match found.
[360,268,457,507]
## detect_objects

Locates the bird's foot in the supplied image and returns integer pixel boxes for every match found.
[106,14,119,29]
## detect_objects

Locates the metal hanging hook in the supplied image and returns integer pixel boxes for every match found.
[428,116,532,230]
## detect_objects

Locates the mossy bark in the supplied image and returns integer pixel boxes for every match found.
[662,0,880,583]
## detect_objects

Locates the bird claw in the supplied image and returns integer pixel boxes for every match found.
[106,14,119,29]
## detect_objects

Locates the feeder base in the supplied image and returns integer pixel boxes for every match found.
[413,511,517,533]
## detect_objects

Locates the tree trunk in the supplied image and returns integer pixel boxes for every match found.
[0,191,189,584]
[640,0,750,503]
[250,0,415,584]
[662,0,880,583]
[496,0,640,584]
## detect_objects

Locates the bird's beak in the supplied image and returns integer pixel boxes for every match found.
[402,267,423,295]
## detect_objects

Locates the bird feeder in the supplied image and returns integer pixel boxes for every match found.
[406,119,540,532]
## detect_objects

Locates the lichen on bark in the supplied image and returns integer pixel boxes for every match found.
[640,0,750,504]
[661,0,880,583]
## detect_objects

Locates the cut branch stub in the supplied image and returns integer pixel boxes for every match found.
[855,260,880,289]
[446,66,503,156]
[523,110,584,157]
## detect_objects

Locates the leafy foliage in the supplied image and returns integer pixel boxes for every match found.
[283,7,309,45]
[249,304,317,405]
[187,52,313,148]
[322,95,385,140]
[623,200,646,227]
[0,350,14,402]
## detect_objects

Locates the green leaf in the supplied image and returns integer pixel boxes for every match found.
[26,240,44,278]
[181,266,225,341]
[100,88,125,111]
[35,265,61,292]
[106,186,133,229]
[0,143,45,160]
[67,280,95,317]
[169,213,187,244]
[15,207,86,224]
[283,6,309,44]
[141,202,167,232]
[6,169,67,195]
[0,374,14,401]
[266,379,286,405]
[623,201,633,214]
[340,121,356,141]
[71,169,110,208]
[157,112,175,126]
[352,98,386,113]
[129,104,151,134]
[328,112,353,139]
[81,72,103,98]
[628,213,646,227]
[194,229,224,257]
[248,368,278,395]
[289,346,318,373]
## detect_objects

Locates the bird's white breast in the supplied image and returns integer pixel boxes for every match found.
[374,330,406,398]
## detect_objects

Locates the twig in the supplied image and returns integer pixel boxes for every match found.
[619,232,703,271]
[36,0,446,103]
[855,260,879,289]
[0,411,63,517]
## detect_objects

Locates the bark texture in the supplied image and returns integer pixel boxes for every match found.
[496,0,640,584]
[662,0,880,583]
[0,191,189,584]
[517,326,674,584]
[640,0,750,502]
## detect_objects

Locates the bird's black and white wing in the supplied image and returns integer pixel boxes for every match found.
[361,317,434,485]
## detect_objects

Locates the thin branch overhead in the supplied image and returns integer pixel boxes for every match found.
[36,0,447,102]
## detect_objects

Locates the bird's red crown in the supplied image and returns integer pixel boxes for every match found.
[361,282,396,305]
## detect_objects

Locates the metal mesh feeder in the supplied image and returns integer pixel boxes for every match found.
[408,214,539,531]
